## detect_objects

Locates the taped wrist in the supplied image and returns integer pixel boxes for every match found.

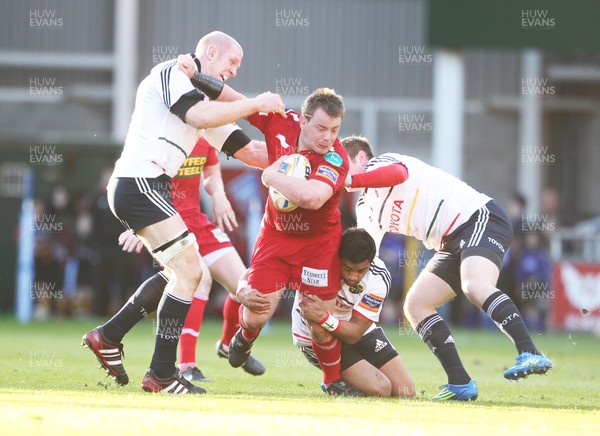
[319,313,341,332]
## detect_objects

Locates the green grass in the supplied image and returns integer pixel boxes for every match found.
[1,317,599,434]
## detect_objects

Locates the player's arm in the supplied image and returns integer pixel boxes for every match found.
[299,294,372,344]
[174,54,285,127]
[232,140,268,169]
[346,162,408,189]
[183,94,284,129]
[203,162,237,232]
[202,124,268,169]
[261,157,334,210]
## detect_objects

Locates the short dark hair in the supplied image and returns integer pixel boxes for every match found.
[341,135,374,160]
[301,88,345,119]
[338,227,376,264]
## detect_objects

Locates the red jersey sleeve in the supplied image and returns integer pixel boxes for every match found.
[246,112,270,133]
[309,163,342,190]
[351,162,408,188]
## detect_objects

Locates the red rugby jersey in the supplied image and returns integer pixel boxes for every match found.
[247,110,349,238]
[171,137,218,217]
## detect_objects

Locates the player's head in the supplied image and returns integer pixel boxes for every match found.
[298,88,345,155]
[195,31,243,82]
[338,228,376,288]
[341,135,373,175]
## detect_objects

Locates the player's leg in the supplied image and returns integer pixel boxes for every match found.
[228,228,289,368]
[460,199,551,380]
[306,296,347,391]
[83,176,202,393]
[379,357,415,398]
[228,289,282,367]
[403,267,477,401]
[209,249,245,345]
[461,255,552,379]
[83,270,168,385]
[341,359,391,397]
[339,338,390,397]
[209,249,266,375]
[354,327,415,398]
[179,255,212,383]
[136,214,205,393]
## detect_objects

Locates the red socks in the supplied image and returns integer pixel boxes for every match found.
[220,294,241,347]
[311,337,341,385]
[239,303,261,343]
[178,294,208,366]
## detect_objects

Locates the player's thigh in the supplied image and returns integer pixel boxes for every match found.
[460,255,501,306]
[379,356,415,398]
[209,249,246,295]
[341,359,391,397]
[404,270,456,323]
[137,214,188,250]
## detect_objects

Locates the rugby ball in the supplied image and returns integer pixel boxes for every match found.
[269,153,311,212]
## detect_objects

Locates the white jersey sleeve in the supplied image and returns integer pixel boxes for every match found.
[202,123,242,152]
[158,62,197,110]
[350,258,391,323]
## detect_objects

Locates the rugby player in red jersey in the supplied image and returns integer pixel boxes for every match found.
[236,89,362,395]
[178,55,363,395]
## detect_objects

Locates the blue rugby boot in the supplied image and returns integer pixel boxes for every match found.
[504,352,552,381]
[432,380,478,401]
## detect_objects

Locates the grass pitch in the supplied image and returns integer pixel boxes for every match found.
[1,317,599,435]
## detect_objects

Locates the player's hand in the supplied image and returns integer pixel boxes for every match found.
[237,287,272,314]
[118,229,144,253]
[254,92,287,118]
[177,54,196,78]
[212,191,238,232]
[299,293,327,323]
[260,155,287,187]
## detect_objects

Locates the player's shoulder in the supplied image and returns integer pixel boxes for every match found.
[366,257,391,295]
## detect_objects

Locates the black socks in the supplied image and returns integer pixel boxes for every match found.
[416,314,471,385]
[483,291,540,355]
[101,272,168,344]
[150,292,192,378]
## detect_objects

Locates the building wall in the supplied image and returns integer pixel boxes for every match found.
[0,0,598,219]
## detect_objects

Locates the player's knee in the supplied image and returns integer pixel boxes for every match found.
[461,279,487,304]
[366,373,392,397]
[243,309,268,331]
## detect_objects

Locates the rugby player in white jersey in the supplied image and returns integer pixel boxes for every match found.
[293,228,415,397]
[341,136,552,401]
[82,31,285,394]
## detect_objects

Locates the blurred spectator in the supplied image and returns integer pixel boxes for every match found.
[517,232,552,331]
[498,192,527,307]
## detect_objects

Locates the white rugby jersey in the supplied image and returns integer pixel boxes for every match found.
[292,257,391,347]
[112,60,201,179]
[356,153,491,251]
